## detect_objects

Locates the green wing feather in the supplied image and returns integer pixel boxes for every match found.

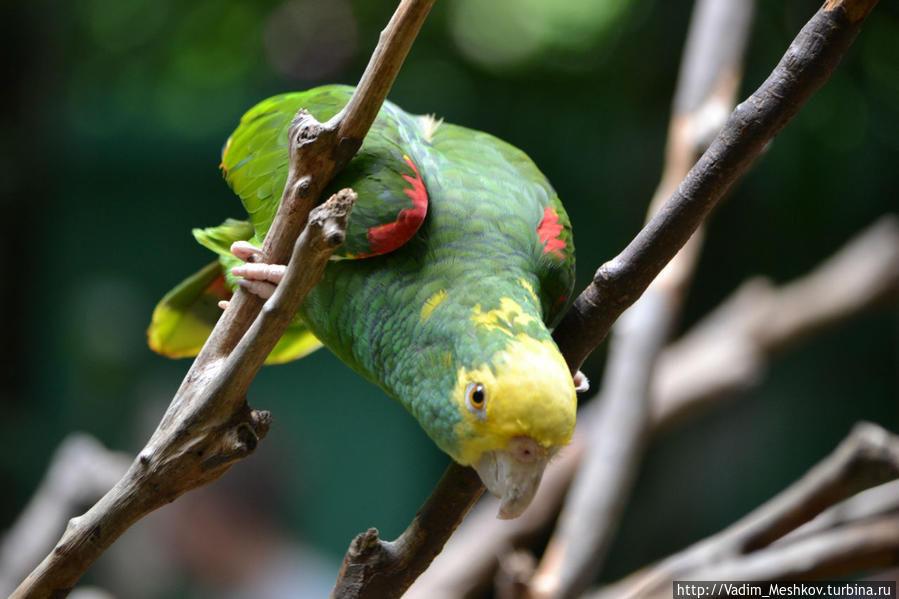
[220,87,351,240]
[193,218,254,256]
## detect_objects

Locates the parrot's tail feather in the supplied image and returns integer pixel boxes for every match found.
[148,261,230,359]
[147,260,323,364]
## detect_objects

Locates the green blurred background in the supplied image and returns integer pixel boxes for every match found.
[1,0,897,596]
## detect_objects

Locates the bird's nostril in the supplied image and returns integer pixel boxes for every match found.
[509,436,542,463]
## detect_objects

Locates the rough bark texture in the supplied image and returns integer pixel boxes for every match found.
[12,192,355,599]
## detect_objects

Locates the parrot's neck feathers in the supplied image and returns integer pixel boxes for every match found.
[419,114,443,143]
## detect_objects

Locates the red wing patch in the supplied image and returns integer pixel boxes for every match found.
[208,274,233,301]
[537,206,566,259]
[365,155,429,255]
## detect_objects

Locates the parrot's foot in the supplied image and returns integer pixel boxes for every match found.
[573,370,589,393]
[218,241,287,309]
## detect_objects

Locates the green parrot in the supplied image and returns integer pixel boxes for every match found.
[148,85,583,518]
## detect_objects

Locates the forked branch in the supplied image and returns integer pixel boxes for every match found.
[12,0,434,596]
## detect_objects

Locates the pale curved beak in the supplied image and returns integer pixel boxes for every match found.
[472,436,552,519]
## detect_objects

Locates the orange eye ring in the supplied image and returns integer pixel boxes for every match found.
[466,382,487,413]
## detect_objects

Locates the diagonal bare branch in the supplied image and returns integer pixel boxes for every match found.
[551,0,880,373]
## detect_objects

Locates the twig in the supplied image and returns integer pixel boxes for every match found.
[12,0,435,593]
[529,1,754,596]
[778,478,899,543]
[680,514,899,584]
[651,214,899,430]
[592,422,899,599]
[551,0,880,373]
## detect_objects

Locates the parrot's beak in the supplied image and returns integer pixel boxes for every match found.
[472,436,552,519]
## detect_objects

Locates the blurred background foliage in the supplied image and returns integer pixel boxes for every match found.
[1,0,896,596]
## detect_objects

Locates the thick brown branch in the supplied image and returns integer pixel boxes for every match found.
[337,0,434,149]
[552,0,880,373]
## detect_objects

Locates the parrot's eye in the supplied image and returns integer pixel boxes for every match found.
[466,382,487,416]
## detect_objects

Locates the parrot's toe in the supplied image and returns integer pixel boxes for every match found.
[573,370,589,393]
[229,241,287,301]
[230,240,265,262]
[235,277,277,299]
[231,264,286,300]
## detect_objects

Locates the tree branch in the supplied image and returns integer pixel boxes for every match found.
[551,0,880,373]
[591,422,899,599]
[12,0,435,595]
[12,191,355,599]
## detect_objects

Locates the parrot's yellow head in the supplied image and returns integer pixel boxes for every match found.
[450,331,577,519]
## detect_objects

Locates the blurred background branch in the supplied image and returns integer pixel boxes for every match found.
[0,435,129,597]
[592,422,899,598]
[651,214,899,429]
[532,1,755,596]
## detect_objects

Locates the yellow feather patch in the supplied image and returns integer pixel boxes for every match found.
[471,298,537,333]
[421,289,448,320]
[519,278,539,303]
[450,334,576,466]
